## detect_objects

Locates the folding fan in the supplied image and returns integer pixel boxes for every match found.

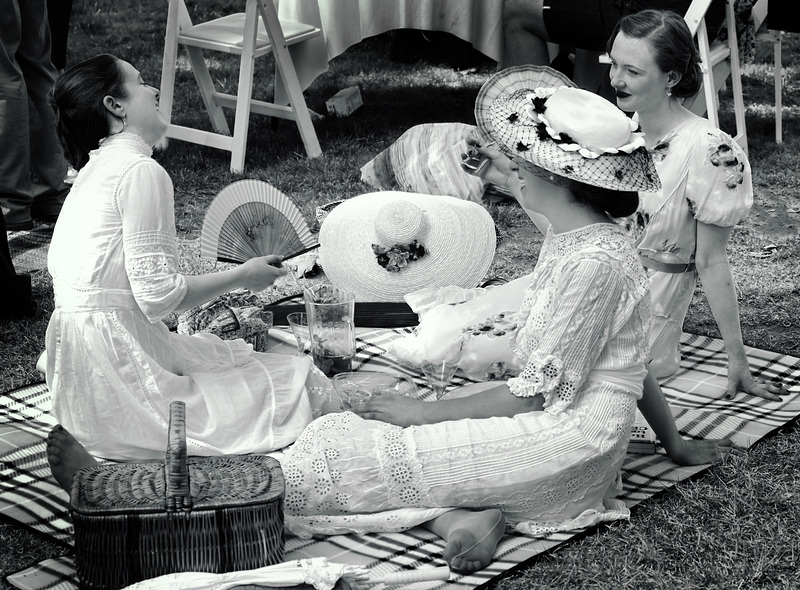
[200,180,318,264]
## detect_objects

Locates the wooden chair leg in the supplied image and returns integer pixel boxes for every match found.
[185,46,230,135]
[259,0,321,158]
[724,0,747,153]
[157,0,181,151]
[229,0,260,172]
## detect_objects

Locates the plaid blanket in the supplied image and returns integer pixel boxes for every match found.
[2,329,799,590]
[6,223,55,274]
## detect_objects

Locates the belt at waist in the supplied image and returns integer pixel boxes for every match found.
[54,286,139,310]
[639,254,696,274]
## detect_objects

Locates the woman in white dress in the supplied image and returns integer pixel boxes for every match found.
[44,54,328,462]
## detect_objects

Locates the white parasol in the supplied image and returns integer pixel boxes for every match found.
[123,558,451,590]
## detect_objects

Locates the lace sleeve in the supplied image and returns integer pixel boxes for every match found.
[507,257,626,411]
[115,159,187,322]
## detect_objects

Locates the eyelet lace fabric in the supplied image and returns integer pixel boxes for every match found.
[282,412,450,538]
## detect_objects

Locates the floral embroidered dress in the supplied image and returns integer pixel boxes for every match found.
[280,223,651,538]
[44,133,321,462]
[624,117,752,377]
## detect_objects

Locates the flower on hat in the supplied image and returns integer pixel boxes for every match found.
[372,240,426,272]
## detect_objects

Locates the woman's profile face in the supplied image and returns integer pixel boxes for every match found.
[113,60,168,145]
[607,33,671,115]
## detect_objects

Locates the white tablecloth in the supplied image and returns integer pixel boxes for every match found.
[280,0,503,88]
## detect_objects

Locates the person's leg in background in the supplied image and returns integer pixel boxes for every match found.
[0,0,69,230]
[0,208,38,319]
[47,0,73,73]
[501,0,551,68]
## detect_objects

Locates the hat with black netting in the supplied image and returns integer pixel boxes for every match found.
[474,65,661,193]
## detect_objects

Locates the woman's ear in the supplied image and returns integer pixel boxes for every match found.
[102,95,123,117]
[666,70,682,91]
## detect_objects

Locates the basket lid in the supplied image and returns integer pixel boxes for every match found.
[70,401,284,516]
[70,454,284,516]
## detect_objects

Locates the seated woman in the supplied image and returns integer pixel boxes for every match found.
[50,65,701,573]
[607,9,784,402]
[44,54,332,463]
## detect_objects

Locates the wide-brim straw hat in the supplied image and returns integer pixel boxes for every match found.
[474,65,661,192]
[318,192,496,302]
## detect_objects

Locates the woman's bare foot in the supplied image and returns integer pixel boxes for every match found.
[46,425,98,493]
[424,508,505,573]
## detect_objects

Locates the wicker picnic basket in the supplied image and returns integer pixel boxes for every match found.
[69,401,285,590]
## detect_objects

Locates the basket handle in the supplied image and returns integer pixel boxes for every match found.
[165,401,192,512]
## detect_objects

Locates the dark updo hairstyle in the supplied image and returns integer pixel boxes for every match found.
[569,179,639,219]
[524,163,639,218]
[49,53,126,170]
[606,9,703,99]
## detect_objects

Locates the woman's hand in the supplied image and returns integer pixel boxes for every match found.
[724,360,786,402]
[237,255,288,292]
[351,395,430,427]
[665,437,743,466]
[461,136,524,197]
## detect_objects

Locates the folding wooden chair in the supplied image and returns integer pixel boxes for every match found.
[752,0,784,143]
[159,0,323,172]
[683,0,748,152]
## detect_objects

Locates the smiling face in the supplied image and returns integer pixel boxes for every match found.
[608,33,675,117]
[107,60,167,145]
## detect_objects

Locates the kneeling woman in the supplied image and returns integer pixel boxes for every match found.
[50,65,676,572]
[45,54,329,462]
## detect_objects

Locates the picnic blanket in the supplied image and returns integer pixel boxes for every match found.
[6,223,55,274]
[2,328,799,590]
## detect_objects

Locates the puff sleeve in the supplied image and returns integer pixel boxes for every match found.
[685,128,753,228]
[115,159,188,322]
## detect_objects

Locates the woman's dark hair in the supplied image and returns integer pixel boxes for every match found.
[525,163,639,218]
[49,53,126,170]
[606,8,702,99]
[569,179,639,219]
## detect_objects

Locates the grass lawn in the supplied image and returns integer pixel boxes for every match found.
[1,1,799,588]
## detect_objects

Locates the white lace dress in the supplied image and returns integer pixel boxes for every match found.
[44,133,321,462]
[281,223,651,538]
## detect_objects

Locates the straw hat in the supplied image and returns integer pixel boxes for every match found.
[474,65,661,192]
[318,192,496,302]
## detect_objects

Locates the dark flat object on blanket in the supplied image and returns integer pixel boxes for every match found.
[266,301,418,327]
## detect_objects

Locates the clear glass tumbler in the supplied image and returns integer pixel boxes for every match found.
[304,284,356,376]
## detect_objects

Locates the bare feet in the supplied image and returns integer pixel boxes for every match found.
[46,425,98,493]
[424,508,505,573]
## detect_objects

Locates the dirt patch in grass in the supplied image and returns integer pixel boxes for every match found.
[748,188,800,240]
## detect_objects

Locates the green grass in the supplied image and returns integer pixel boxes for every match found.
[2,1,799,587]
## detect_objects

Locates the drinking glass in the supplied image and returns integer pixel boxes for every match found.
[420,360,459,400]
[286,312,310,356]
[332,372,417,410]
[304,284,356,376]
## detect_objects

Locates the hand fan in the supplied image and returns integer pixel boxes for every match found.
[200,179,318,264]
